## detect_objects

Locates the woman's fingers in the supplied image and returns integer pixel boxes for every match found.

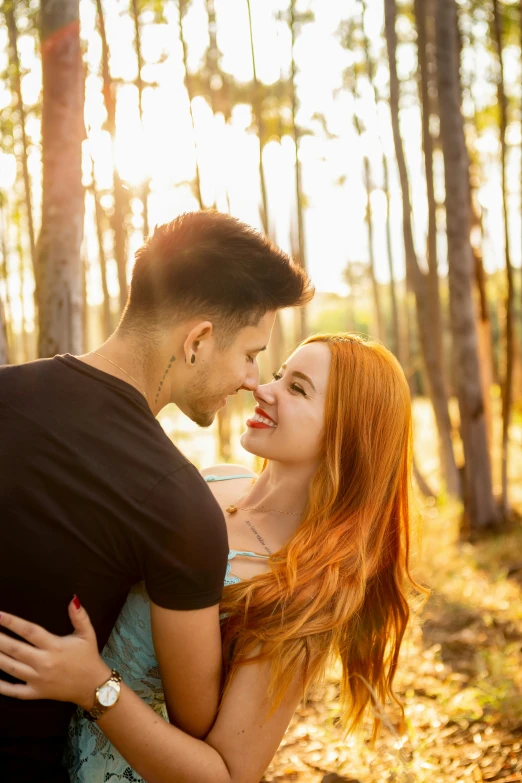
[0,650,35,684]
[0,630,42,667]
[67,597,96,641]
[0,677,37,700]
[0,612,54,650]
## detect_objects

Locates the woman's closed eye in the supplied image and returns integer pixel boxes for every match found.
[272,372,307,397]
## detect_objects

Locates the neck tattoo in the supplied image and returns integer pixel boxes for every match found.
[155,355,176,407]
[245,520,272,555]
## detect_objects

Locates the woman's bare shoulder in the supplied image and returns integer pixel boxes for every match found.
[200,463,258,479]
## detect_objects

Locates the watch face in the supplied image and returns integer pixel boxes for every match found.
[98,683,119,708]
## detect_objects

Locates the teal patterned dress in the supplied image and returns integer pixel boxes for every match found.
[65,474,268,782]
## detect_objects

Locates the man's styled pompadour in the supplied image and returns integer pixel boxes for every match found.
[119,211,314,342]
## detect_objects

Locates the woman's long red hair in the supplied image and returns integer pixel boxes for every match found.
[220,333,424,736]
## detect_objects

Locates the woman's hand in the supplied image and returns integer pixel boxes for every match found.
[0,598,111,711]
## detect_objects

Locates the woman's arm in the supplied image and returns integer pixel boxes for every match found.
[0,602,302,783]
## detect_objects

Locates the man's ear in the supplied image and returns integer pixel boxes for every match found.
[183,321,213,364]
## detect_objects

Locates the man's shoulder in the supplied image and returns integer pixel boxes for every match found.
[141,461,228,559]
[144,460,222,515]
[0,358,50,380]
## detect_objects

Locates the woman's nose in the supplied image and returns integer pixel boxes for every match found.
[254,381,276,405]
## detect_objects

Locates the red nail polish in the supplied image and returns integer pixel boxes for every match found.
[72,595,81,610]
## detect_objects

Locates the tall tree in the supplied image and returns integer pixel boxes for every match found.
[90,158,112,339]
[15,203,30,362]
[0,196,10,365]
[0,194,13,360]
[3,1,37,295]
[519,0,522,338]
[384,0,460,497]
[289,0,309,340]
[37,0,85,357]
[131,0,150,237]
[414,0,445,385]
[96,0,129,313]
[351,105,384,343]
[456,12,495,447]
[0,295,8,365]
[178,0,204,209]
[492,0,515,516]
[246,0,286,372]
[435,0,499,530]
[246,0,270,235]
[359,0,401,360]
[382,151,403,361]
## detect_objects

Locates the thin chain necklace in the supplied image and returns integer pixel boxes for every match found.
[226,500,302,516]
[91,352,148,401]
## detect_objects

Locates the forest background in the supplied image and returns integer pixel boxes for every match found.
[0,0,521,780]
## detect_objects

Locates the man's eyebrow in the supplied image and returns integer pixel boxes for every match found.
[251,346,267,353]
[280,364,316,392]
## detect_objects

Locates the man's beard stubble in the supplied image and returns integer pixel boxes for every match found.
[186,366,225,428]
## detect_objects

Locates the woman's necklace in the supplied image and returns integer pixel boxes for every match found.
[226,500,302,516]
[91,352,148,401]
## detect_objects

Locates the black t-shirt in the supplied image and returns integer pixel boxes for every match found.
[0,355,228,778]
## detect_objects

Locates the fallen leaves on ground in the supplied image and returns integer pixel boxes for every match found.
[262,501,522,783]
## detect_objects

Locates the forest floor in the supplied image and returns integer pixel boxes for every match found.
[260,400,522,783]
[262,504,522,783]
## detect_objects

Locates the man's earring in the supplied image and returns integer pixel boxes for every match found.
[190,355,196,365]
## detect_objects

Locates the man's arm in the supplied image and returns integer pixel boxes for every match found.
[150,601,223,738]
[143,466,229,738]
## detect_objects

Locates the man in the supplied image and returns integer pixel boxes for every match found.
[0,210,313,781]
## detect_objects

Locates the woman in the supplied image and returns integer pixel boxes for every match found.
[0,333,423,783]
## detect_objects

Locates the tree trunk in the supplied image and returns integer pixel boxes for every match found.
[0,294,8,365]
[492,0,515,517]
[37,0,85,357]
[91,159,112,339]
[131,0,150,238]
[290,0,308,340]
[384,0,460,497]
[460,17,495,450]
[414,0,445,382]
[246,0,270,235]
[178,0,204,210]
[3,1,37,295]
[360,0,400,358]
[382,153,402,361]
[363,155,383,343]
[435,0,499,529]
[345,261,355,332]
[15,206,30,362]
[472,211,494,449]
[96,0,129,313]
[352,105,383,342]
[245,0,285,368]
[0,195,13,362]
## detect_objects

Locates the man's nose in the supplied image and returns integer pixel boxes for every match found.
[239,361,260,392]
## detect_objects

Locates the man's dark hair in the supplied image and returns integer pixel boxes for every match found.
[119,211,314,343]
